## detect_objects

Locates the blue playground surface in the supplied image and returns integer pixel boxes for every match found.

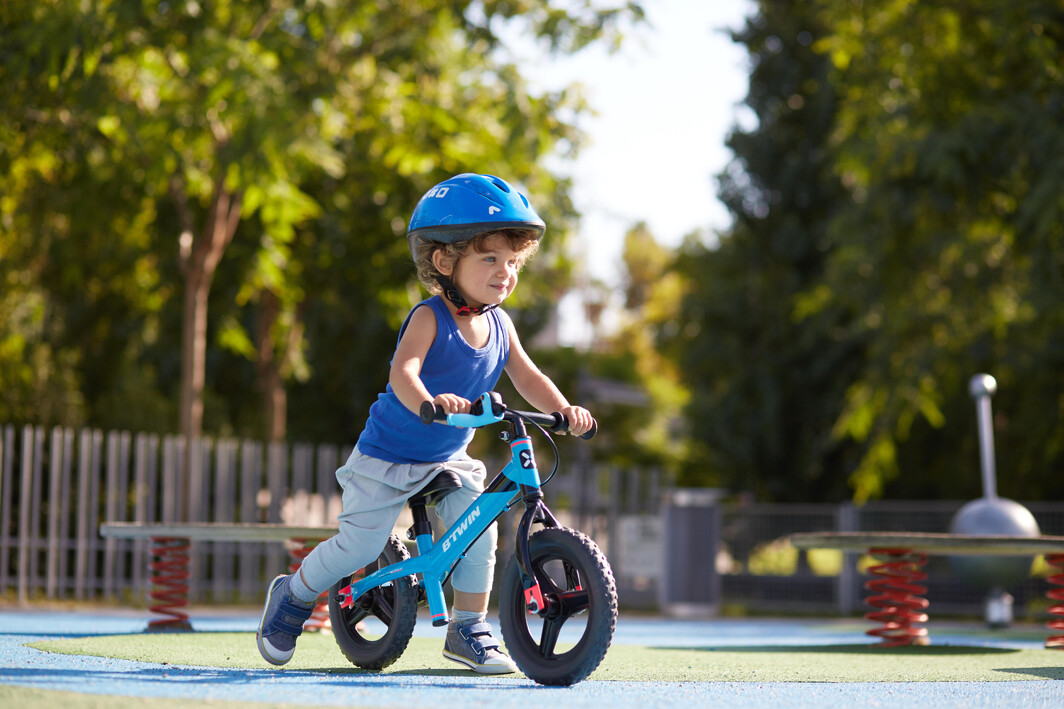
[1,608,1061,708]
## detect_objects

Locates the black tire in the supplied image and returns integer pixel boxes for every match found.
[328,533,419,670]
[499,527,618,686]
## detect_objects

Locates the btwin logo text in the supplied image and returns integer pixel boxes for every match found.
[441,507,482,552]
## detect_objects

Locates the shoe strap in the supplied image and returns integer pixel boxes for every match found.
[267,599,314,636]
[458,622,500,657]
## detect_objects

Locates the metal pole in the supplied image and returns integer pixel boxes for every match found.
[969,374,998,500]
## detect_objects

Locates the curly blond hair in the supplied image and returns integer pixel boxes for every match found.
[414,229,541,294]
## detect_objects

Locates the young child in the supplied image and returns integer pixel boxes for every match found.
[257,173,594,673]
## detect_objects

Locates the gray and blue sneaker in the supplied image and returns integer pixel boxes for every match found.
[442,619,518,674]
[256,574,315,666]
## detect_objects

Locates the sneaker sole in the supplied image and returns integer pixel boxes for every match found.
[442,649,518,675]
[256,575,292,666]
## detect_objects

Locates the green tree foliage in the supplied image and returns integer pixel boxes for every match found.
[0,0,644,445]
[670,2,862,500]
[612,223,688,470]
[529,224,689,477]
[813,0,1064,501]
[0,1,169,427]
[674,0,1064,503]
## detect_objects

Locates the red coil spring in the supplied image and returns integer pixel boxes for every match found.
[148,537,193,631]
[863,547,930,647]
[1045,552,1064,649]
[289,538,330,632]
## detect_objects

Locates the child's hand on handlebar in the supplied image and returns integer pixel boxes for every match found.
[559,405,594,437]
[432,393,471,415]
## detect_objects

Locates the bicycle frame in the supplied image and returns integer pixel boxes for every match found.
[337,393,556,626]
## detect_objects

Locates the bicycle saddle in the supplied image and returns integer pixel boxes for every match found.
[409,470,462,507]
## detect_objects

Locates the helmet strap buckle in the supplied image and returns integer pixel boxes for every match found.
[435,276,497,317]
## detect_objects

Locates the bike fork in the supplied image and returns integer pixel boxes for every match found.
[515,492,558,613]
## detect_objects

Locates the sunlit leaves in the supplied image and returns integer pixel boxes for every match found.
[806,0,1064,499]
[672,1,860,500]
[0,0,645,440]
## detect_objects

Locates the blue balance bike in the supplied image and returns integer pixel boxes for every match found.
[327,392,617,686]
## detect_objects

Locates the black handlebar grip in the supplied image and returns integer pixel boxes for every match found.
[420,400,442,425]
[552,413,598,440]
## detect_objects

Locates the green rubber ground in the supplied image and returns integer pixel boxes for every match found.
[30,633,1064,683]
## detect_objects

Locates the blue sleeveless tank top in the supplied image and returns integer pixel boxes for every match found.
[356,296,510,464]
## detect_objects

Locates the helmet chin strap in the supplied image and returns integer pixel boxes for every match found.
[435,275,498,316]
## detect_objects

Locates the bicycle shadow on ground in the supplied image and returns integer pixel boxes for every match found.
[308,666,526,679]
[995,667,1064,680]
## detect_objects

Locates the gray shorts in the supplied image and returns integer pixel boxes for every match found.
[296,448,497,595]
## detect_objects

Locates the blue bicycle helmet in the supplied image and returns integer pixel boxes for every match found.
[406,173,545,260]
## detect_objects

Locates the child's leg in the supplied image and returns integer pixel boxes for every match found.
[434,458,497,603]
[452,590,488,614]
[258,500,403,666]
[294,502,401,599]
[294,450,430,596]
[258,452,414,665]
[435,458,516,674]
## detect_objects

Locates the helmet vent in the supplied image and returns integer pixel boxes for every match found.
[486,175,511,193]
[474,187,505,206]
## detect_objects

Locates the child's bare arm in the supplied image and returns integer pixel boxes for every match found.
[503,319,594,436]
[389,306,471,415]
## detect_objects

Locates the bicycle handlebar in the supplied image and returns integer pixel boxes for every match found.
[419,393,597,440]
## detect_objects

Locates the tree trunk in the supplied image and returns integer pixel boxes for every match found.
[174,170,242,518]
[256,289,287,441]
[179,268,209,446]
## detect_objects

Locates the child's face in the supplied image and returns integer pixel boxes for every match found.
[450,234,522,309]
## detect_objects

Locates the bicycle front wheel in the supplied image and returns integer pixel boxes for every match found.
[499,527,618,685]
[328,533,418,670]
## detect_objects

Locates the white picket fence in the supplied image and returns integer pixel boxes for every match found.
[1,424,350,605]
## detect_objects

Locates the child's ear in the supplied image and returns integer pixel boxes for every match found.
[432,248,454,276]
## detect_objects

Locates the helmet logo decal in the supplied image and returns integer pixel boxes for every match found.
[425,186,450,199]
[488,206,501,215]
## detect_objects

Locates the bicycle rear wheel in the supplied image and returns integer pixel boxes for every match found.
[499,527,618,685]
[328,533,418,670]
